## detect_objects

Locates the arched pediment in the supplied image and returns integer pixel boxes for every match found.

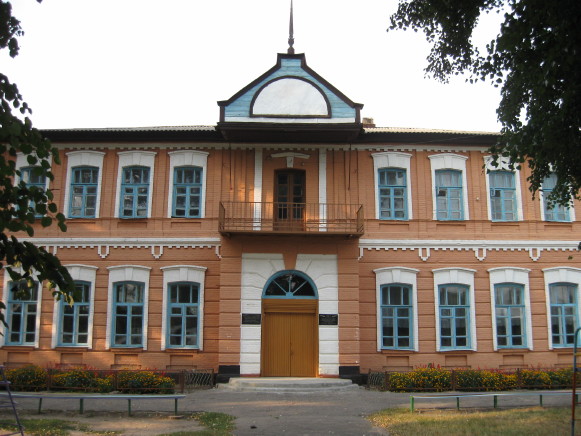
[251,77,330,117]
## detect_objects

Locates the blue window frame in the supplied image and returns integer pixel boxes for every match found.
[542,174,570,222]
[435,170,463,220]
[494,284,526,348]
[550,283,578,347]
[172,166,202,218]
[489,171,517,221]
[167,282,200,348]
[263,270,317,299]
[6,281,39,345]
[112,281,144,347]
[378,168,407,220]
[381,284,413,349]
[20,166,46,216]
[120,166,149,218]
[59,281,91,346]
[439,284,470,349]
[69,166,98,218]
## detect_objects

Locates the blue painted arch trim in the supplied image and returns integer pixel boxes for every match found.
[262,270,318,299]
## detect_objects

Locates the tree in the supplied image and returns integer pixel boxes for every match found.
[388,0,581,207]
[0,0,74,325]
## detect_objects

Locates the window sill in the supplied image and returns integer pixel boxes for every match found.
[54,346,90,351]
[1,345,37,350]
[491,221,520,225]
[165,348,201,353]
[380,349,416,354]
[437,349,475,353]
[110,347,144,351]
[495,348,530,353]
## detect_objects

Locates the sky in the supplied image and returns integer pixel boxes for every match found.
[3,0,503,132]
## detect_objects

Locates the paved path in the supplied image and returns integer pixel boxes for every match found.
[8,387,574,436]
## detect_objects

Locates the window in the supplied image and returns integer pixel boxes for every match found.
[112,282,144,347]
[20,166,46,216]
[378,168,407,220]
[69,167,98,218]
[494,284,526,348]
[372,152,413,220]
[120,166,150,218]
[435,169,463,220]
[59,281,90,346]
[542,174,571,222]
[549,283,578,347]
[489,171,518,221]
[168,151,208,218]
[263,270,317,298]
[172,166,202,218]
[439,285,471,349]
[167,282,200,348]
[5,281,39,345]
[428,154,469,220]
[161,265,206,351]
[380,284,413,349]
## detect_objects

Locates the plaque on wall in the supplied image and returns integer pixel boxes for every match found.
[319,314,338,325]
[241,313,262,325]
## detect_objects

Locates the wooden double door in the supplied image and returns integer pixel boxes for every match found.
[261,299,318,377]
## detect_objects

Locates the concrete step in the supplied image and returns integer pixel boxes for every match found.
[219,377,360,393]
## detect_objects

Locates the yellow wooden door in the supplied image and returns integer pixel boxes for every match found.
[262,299,318,377]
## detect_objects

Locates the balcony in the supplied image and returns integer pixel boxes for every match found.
[219,202,364,237]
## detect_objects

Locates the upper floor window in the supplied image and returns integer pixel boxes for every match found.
[428,154,469,221]
[64,151,105,219]
[542,173,572,222]
[435,169,463,220]
[380,284,413,349]
[20,166,46,216]
[378,168,407,220]
[120,166,150,218]
[494,284,527,348]
[167,282,200,348]
[168,151,208,218]
[69,167,99,218]
[172,166,203,218]
[489,171,518,221]
[59,281,91,346]
[549,283,578,347]
[5,280,40,346]
[372,152,413,220]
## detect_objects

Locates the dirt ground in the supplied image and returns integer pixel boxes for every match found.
[0,410,206,435]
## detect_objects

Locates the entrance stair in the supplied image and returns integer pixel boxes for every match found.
[219,377,359,393]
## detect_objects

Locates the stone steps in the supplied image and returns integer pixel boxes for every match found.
[219,377,360,393]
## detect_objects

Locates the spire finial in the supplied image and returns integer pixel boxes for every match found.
[288,0,295,54]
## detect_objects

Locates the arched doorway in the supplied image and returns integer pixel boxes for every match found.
[261,270,318,377]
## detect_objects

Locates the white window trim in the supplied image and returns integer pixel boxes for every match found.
[1,268,42,348]
[488,267,532,351]
[484,156,524,221]
[52,265,98,349]
[114,151,156,218]
[160,265,207,351]
[373,267,420,351]
[63,151,105,219]
[106,265,151,350]
[428,153,469,220]
[15,152,51,191]
[167,151,209,218]
[543,267,581,349]
[433,267,477,351]
[372,152,413,220]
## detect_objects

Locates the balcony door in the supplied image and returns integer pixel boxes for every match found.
[275,169,305,231]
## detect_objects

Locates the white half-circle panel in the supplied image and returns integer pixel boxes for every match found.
[253,78,329,116]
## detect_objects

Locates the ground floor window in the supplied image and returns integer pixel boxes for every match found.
[439,284,471,349]
[6,281,39,345]
[167,282,200,348]
[59,281,91,346]
[380,284,413,349]
[113,281,144,347]
[550,283,578,347]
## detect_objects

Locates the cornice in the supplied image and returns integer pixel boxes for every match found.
[22,237,222,260]
[359,239,580,262]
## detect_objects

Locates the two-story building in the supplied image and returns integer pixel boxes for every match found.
[1,44,579,382]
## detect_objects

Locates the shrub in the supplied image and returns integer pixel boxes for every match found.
[520,369,552,389]
[116,371,175,394]
[389,367,451,392]
[455,369,517,391]
[51,368,113,392]
[4,365,47,391]
[545,368,574,388]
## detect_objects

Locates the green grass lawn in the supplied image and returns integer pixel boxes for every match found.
[368,407,578,436]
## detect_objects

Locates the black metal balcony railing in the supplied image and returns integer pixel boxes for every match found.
[219,202,364,236]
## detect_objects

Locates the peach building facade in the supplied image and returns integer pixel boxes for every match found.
[1,51,579,382]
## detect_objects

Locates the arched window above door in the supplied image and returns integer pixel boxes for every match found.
[263,270,317,299]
